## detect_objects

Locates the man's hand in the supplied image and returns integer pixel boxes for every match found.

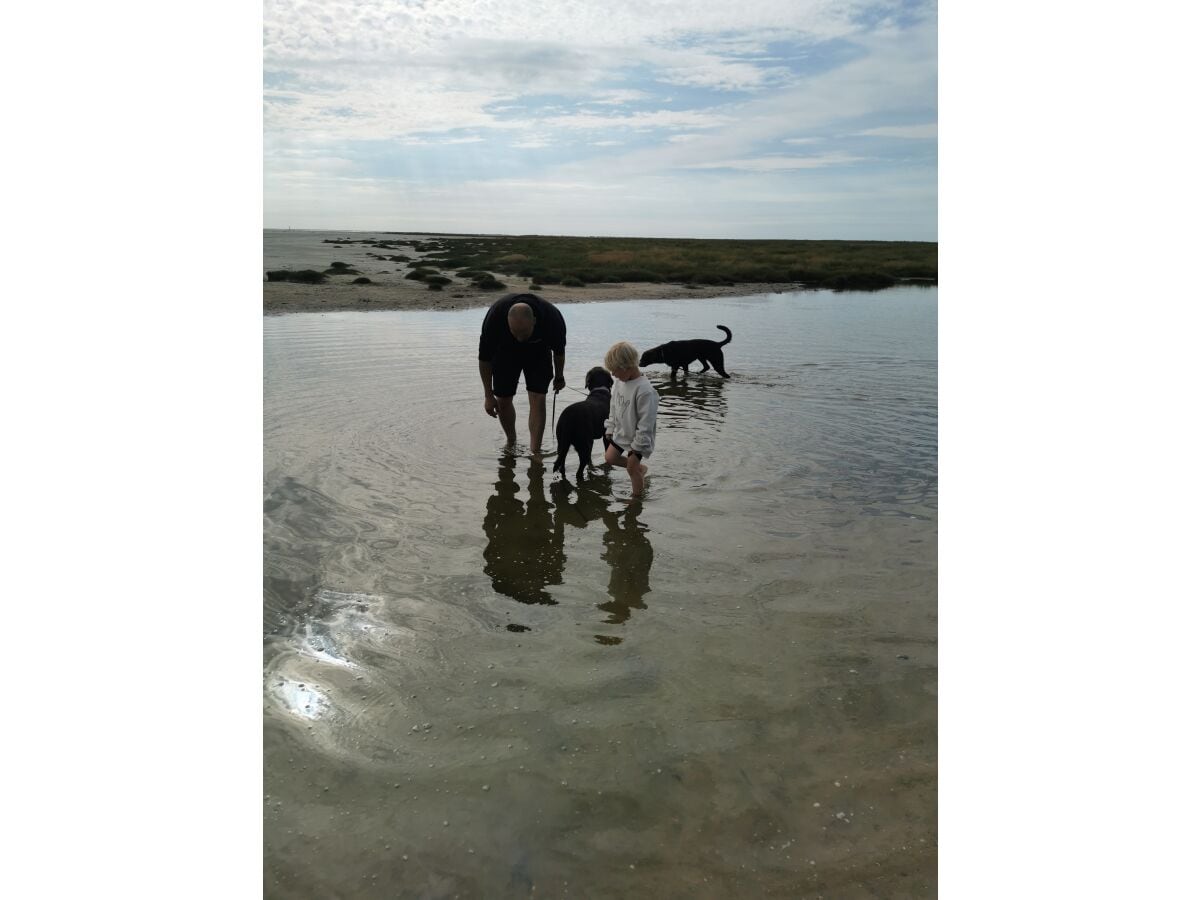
[484,395,498,417]
[553,374,566,393]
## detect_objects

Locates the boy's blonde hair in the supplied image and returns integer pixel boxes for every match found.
[604,341,639,372]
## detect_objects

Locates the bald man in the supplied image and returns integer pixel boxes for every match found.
[477,292,567,452]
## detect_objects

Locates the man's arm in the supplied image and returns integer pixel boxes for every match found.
[552,351,565,393]
[479,360,498,417]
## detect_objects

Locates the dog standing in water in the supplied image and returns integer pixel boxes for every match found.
[551,367,614,482]
[638,325,732,379]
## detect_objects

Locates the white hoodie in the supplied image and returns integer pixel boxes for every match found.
[604,374,659,457]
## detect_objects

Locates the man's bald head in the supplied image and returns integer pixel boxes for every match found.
[507,302,536,342]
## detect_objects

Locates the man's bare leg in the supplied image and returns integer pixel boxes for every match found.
[495,396,517,446]
[527,391,547,454]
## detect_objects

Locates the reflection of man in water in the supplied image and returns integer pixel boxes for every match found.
[595,504,654,644]
[482,456,566,605]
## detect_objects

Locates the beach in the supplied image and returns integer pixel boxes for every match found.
[265,274,810,314]
[263,230,918,314]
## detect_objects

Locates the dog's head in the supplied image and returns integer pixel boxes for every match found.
[584,366,614,392]
[638,345,665,367]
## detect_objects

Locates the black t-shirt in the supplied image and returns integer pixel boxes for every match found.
[477,293,567,362]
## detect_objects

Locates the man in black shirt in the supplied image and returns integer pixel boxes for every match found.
[477,293,567,452]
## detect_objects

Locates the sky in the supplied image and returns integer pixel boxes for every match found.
[264,0,937,239]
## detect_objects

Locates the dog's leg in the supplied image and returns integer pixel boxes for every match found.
[698,358,711,372]
[711,349,730,378]
[553,442,569,476]
[575,438,592,481]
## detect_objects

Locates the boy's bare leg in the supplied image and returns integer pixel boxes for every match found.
[629,457,647,496]
[604,444,647,495]
[495,396,517,445]
[527,392,547,454]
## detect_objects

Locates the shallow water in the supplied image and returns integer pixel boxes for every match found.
[264,289,937,897]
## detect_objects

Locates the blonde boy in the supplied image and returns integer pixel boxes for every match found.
[603,341,659,497]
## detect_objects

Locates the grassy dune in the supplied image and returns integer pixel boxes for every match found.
[398,234,936,291]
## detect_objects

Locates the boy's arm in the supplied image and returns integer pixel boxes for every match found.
[629,386,659,455]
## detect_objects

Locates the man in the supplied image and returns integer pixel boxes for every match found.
[477,293,566,452]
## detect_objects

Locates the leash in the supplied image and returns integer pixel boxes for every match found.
[552,382,589,429]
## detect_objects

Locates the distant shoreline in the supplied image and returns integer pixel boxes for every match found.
[262,279,873,314]
[263,231,935,314]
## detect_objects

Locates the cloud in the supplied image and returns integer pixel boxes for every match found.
[539,109,732,132]
[684,153,863,171]
[512,136,554,148]
[263,1,887,64]
[857,123,938,139]
[591,90,652,106]
[262,1,937,238]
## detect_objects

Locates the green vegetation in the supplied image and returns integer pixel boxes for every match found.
[266,269,327,284]
[472,274,506,290]
[351,277,372,284]
[324,261,361,275]
[410,235,936,290]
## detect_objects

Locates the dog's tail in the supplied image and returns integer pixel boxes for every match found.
[716,325,732,345]
[552,443,568,477]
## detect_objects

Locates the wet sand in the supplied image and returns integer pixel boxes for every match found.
[264,277,801,314]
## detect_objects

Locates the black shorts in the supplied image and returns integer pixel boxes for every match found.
[491,348,552,397]
[608,440,642,461]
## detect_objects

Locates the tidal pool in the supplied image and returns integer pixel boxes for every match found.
[264,289,937,897]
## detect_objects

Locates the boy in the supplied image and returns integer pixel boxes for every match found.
[603,341,659,497]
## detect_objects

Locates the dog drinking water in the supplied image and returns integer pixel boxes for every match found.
[638,325,732,379]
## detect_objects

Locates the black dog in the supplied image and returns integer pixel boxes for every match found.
[552,367,614,481]
[639,325,732,379]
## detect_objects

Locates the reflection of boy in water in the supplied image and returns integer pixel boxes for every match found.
[596,505,654,642]
[482,456,566,605]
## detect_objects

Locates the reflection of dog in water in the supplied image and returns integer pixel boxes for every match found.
[639,325,732,379]
[482,456,653,642]
[552,366,614,482]
[595,504,654,645]
[482,456,565,606]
